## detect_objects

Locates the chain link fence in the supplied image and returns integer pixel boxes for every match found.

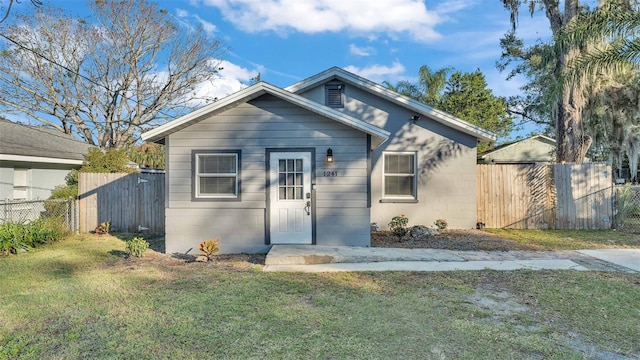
[0,199,78,232]
[614,185,640,233]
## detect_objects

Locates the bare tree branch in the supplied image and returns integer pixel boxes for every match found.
[0,0,226,148]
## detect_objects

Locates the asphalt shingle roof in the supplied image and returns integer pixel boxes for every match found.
[0,119,93,161]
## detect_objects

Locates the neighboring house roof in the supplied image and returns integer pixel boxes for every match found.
[478,134,556,163]
[285,67,497,142]
[0,119,93,165]
[142,81,391,148]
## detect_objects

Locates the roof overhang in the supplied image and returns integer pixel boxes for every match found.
[0,153,83,165]
[142,82,390,149]
[286,67,497,143]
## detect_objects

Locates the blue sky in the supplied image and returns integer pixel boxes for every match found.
[14,0,556,142]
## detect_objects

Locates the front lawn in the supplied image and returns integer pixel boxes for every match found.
[485,229,640,250]
[1,234,639,359]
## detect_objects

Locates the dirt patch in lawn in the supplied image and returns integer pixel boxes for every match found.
[371,229,543,251]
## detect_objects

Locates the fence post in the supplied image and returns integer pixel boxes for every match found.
[74,199,80,233]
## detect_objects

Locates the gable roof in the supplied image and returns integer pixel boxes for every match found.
[286,67,497,142]
[0,119,93,164]
[478,134,555,160]
[142,81,391,148]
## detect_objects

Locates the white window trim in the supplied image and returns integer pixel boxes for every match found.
[195,153,239,199]
[382,151,417,200]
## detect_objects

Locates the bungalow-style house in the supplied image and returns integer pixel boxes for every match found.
[142,67,495,254]
[477,134,556,164]
[0,119,92,201]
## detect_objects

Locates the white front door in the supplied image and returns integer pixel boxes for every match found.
[269,152,313,244]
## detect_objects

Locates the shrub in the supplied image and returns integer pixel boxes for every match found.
[434,218,448,230]
[388,215,409,238]
[81,148,136,174]
[0,218,68,255]
[198,239,220,261]
[125,237,149,258]
[0,222,30,255]
[95,221,111,235]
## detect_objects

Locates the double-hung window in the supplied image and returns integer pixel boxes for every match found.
[383,152,416,200]
[194,151,240,199]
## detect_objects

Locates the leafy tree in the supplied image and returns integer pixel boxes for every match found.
[49,148,136,200]
[384,66,513,150]
[127,143,165,169]
[80,148,134,174]
[441,70,513,151]
[583,68,640,179]
[499,0,638,163]
[383,65,451,107]
[561,3,640,84]
[0,0,226,148]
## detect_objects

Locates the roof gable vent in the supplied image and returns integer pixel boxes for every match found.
[325,83,344,108]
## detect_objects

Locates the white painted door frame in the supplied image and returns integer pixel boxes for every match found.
[268,151,313,244]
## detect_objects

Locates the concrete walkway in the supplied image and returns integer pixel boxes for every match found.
[263,245,640,273]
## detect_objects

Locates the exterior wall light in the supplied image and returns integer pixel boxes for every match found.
[326,148,334,163]
[411,115,421,123]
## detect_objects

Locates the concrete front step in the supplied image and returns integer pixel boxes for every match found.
[265,245,465,265]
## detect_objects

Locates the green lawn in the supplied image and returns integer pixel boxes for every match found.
[485,229,640,250]
[1,234,639,359]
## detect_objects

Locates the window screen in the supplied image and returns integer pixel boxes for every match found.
[383,153,416,198]
[195,153,238,198]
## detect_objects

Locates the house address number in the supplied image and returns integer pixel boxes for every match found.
[323,171,338,177]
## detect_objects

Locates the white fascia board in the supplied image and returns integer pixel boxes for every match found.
[287,67,497,142]
[0,153,83,165]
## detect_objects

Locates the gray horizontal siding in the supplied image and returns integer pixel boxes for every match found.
[165,208,267,254]
[165,94,371,253]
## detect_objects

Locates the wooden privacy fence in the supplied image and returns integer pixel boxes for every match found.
[78,173,165,234]
[477,163,613,230]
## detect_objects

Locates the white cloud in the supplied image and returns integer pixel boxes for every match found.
[202,0,442,41]
[193,15,217,34]
[186,60,259,107]
[344,61,406,83]
[173,8,217,35]
[349,44,375,56]
[435,0,478,15]
[175,8,189,18]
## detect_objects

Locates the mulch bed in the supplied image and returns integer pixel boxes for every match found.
[146,230,540,265]
[371,229,542,251]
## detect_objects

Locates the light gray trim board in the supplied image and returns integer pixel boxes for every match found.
[286,67,496,142]
[142,82,390,149]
